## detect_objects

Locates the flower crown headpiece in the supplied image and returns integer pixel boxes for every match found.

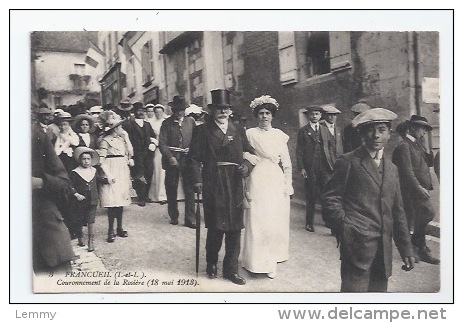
[249,95,279,110]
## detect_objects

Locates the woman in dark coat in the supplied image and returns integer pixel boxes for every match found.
[73,114,99,149]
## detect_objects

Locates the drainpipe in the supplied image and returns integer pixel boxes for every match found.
[413,31,423,116]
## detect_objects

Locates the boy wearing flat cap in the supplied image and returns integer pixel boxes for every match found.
[296,105,336,232]
[321,104,343,160]
[322,108,414,292]
[392,115,439,265]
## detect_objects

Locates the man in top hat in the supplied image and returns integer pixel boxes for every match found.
[159,96,197,228]
[122,101,157,207]
[322,108,414,292]
[343,102,371,153]
[392,115,439,265]
[188,89,255,285]
[296,105,336,232]
[321,104,343,160]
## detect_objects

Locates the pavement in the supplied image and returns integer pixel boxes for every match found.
[67,199,440,294]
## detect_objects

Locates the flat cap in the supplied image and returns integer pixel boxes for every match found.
[352,108,397,128]
[303,105,324,113]
[351,102,371,113]
[322,104,341,114]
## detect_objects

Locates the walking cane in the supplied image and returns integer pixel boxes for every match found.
[195,192,201,277]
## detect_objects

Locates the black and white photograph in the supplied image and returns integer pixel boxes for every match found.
[11,9,454,310]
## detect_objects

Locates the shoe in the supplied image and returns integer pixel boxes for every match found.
[117,229,128,238]
[223,273,246,285]
[107,231,115,243]
[206,263,218,279]
[185,222,197,229]
[170,219,179,225]
[138,201,146,207]
[77,237,85,247]
[159,200,168,205]
[305,225,314,232]
[418,247,440,265]
[87,238,95,252]
[413,245,421,263]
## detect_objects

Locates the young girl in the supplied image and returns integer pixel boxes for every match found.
[98,114,133,242]
[69,147,100,252]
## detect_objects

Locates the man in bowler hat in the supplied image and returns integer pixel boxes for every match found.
[392,115,439,265]
[323,108,414,292]
[296,105,336,232]
[159,96,197,228]
[122,101,157,206]
[188,89,255,285]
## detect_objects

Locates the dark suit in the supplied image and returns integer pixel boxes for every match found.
[322,146,412,292]
[188,121,253,275]
[296,123,335,227]
[321,120,343,159]
[32,123,75,273]
[392,137,435,248]
[159,116,196,224]
[123,119,156,203]
[343,123,362,153]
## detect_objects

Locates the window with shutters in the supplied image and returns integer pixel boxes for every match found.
[306,31,352,79]
[141,41,154,86]
[278,31,298,85]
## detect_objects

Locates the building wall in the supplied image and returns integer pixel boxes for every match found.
[34,51,101,110]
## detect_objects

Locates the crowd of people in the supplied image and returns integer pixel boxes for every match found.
[31,89,440,292]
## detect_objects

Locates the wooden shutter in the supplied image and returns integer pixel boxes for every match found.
[329,31,351,71]
[278,31,298,85]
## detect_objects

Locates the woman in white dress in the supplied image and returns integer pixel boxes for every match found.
[241,95,293,279]
[98,114,134,243]
[145,104,168,203]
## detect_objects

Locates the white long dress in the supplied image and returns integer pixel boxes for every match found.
[146,116,168,202]
[98,135,132,207]
[241,127,293,275]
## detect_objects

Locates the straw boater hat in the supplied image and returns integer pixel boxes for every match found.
[73,146,100,166]
[351,108,398,129]
[54,111,73,124]
[407,115,433,131]
[89,106,104,114]
[72,113,96,133]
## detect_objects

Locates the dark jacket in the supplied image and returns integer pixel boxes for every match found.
[188,121,254,231]
[159,116,196,170]
[69,168,99,206]
[296,123,335,172]
[343,123,362,153]
[32,123,75,268]
[77,133,98,149]
[123,119,156,160]
[320,120,343,160]
[322,146,412,278]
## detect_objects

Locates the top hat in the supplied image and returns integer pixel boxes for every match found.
[408,115,433,131]
[73,146,100,166]
[207,89,232,109]
[303,105,324,113]
[352,108,397,128]
[169,96,188,111]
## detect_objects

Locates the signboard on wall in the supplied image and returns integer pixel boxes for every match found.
[422,77,440,104]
